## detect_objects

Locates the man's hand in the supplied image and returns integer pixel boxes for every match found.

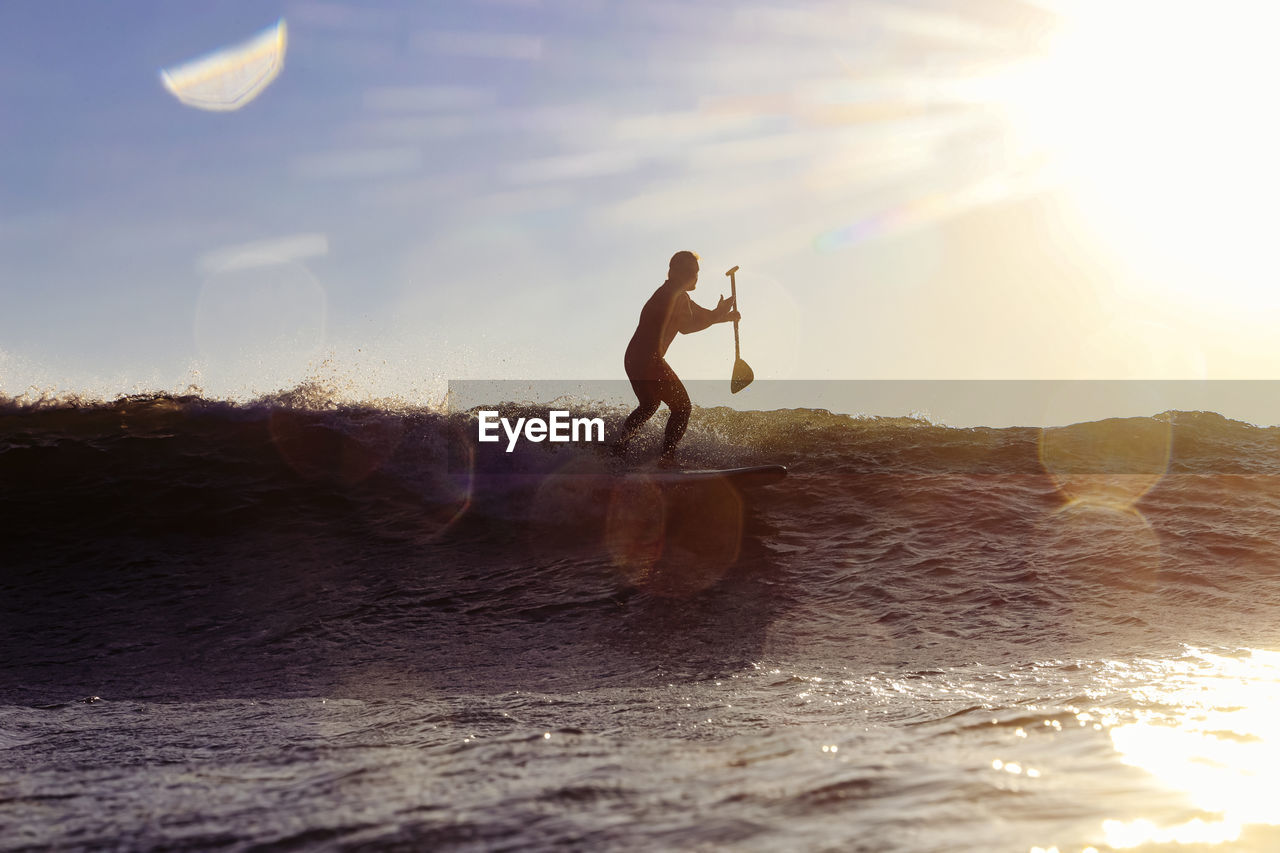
[714,294,740,322]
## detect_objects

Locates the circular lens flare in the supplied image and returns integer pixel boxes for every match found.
[605,476,745,598]
[1039,416,1172,511]
[268,410,404,485]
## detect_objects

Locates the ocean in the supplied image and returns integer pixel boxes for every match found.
[5,392,1280,851]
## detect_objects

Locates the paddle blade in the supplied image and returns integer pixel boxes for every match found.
[731,357,754,394]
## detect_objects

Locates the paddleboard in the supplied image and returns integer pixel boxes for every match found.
[632,464,787,489]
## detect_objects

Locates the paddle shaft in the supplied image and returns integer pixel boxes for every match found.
[726,265,740,359]
[724,264,753,393]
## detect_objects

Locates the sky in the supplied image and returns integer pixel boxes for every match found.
[4,0,1280,419]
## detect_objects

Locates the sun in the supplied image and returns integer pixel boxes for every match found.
[977,0,1280,312]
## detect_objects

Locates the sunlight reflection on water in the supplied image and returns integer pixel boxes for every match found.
[1097,649,1280,848]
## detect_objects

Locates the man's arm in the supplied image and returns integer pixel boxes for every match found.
[679,294,737,334]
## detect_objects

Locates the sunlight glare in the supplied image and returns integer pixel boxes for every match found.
[976,1,1280,310]
[1098,649,1280,847]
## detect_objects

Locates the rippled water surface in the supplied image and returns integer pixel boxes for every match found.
[6,397,1280,850]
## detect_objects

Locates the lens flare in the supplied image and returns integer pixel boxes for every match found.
[268,410,405,485]
[526,455,602,516]
[605,476,745,598]
[1039,416,1172,511]
[403,418,476,542]
[814,169,1039,252]
[1031,500,1162,600]
[605,477,666,586]
[161,19,287,112]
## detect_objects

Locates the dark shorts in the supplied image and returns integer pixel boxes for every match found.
[625,355,690,413]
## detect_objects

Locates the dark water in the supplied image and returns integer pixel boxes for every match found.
[5,394,1280,851]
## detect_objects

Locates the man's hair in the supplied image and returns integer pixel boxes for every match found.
[669,250,700,273]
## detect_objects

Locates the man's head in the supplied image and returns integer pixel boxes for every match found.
[668,250,700,289]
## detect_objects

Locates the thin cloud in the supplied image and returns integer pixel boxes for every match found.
[683,131,820,171]
[504,149,639,184]
[197,233,329,274]
[464,185,579,217]
[600,171,796,229]
[356,115,476,141]
[610,110,770,145]
[363,85,496,112]
[413,30,544,61]
[283,1,398,31]
[292,147,422,180]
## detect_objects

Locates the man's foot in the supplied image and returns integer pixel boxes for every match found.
[610,440,628,458]
[657,452,680,469]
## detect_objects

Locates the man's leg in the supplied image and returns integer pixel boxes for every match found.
[658,365,691,461]
[615,400,660,452]
[614,371,662,455]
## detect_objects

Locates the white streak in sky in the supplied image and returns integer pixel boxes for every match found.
[683,131,819,170]
[197,233,329,274]
[414,30,544,61]
[600,171,797,229]
[283,1,398,31]
[504,150,639,184]
[363,85,495,112]
[611,110,770,145]
[730,5,858,40]
[358,116,475,140]
[292,147,423,180]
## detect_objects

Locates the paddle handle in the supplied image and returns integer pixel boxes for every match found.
[726,265,740,360]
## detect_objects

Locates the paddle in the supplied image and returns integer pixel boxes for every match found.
[725,265,753,393]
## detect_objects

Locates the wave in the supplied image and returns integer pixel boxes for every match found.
[5,391,1280,702]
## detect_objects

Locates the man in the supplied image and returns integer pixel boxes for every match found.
[614,250,740,463]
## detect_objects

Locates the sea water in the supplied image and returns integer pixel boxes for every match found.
[5,396,1280,851]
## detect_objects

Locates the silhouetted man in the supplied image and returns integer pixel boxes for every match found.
[614,250,739,463]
